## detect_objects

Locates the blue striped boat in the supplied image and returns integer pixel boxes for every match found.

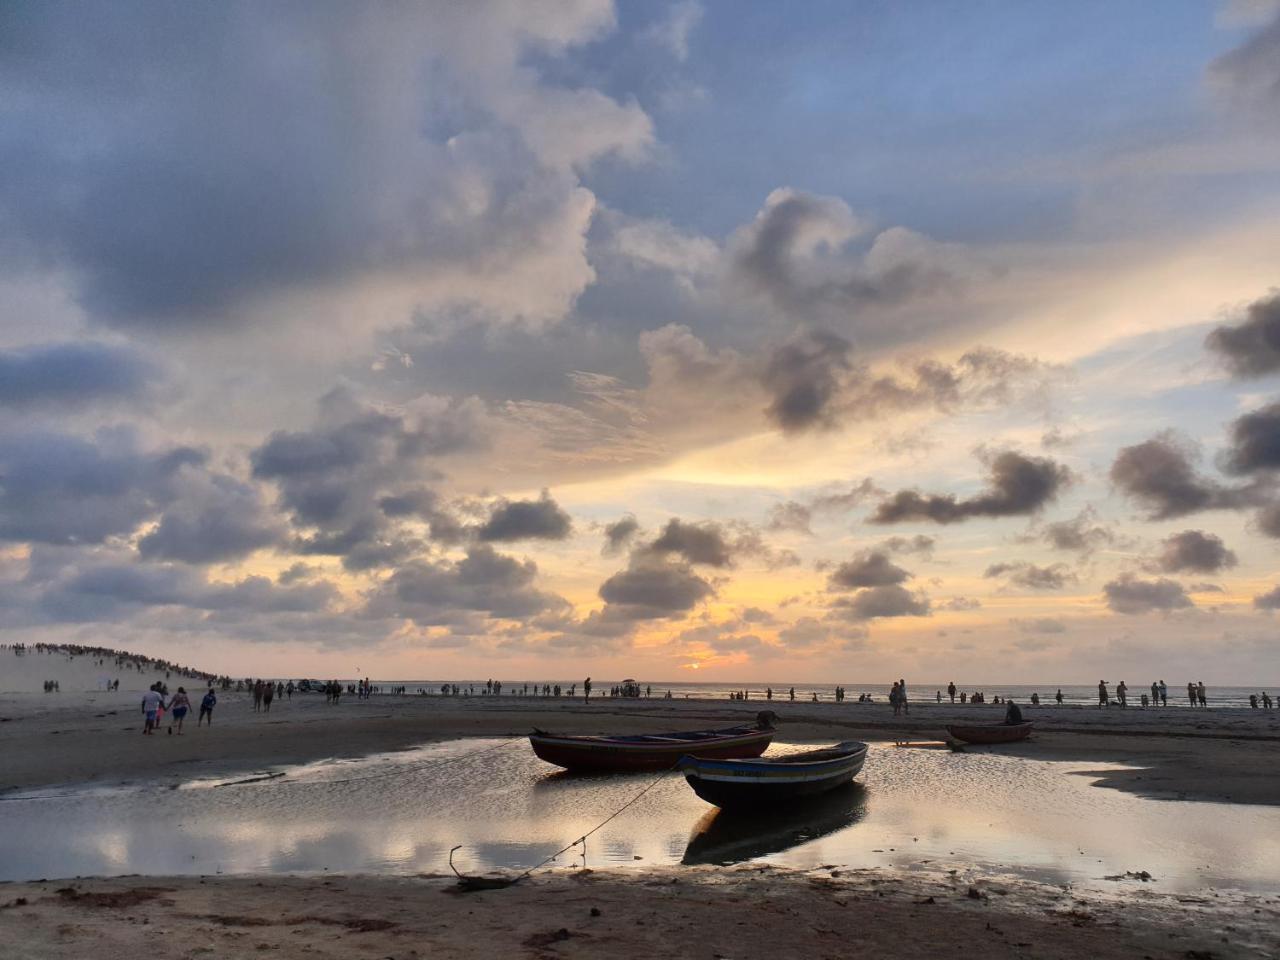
[676,741,868,810]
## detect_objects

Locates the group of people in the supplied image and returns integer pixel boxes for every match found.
[140,683,215,734]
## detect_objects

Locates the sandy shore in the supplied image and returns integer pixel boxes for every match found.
[3,865,1277,960]
[2,684,1278,803]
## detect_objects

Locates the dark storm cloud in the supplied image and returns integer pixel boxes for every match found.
[829,584,930,621]
[761,330,852,433]
[1103,574,1194,615]
[137,473,285,564]
[0,342,162,408]
[1149,530,1238,575]
[870,451,1071,525]
[0,428,203,545]
[596,558,714,618]
[1223,401,1280,474]
[1207,11,1280,109]
[0,2,609,329]
[477,491,572,542]
[363,545,567,626]
[1205,290,1280,378]
[983,562,1076,590]
[828,551,911,589]
[1110,432,1264,520]
[601,515,641,555]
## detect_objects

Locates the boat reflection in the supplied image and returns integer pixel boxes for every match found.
[682,782,869,865]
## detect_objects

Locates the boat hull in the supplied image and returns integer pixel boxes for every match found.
[678,741,868,810]
[946,721,1033,744]
[530,727,774,773]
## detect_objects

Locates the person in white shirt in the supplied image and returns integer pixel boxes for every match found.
[140,686,165,735]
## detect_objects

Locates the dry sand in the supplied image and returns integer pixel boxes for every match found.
[3,865,1278,960]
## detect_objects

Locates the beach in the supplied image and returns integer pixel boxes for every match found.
[3,651,1279,959]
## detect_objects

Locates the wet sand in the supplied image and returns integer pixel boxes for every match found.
[3,865,1277,960]
[2,687,1278,804]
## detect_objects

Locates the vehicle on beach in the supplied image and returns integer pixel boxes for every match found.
[677,740,868,810]
[945,721,1033,745]
[529,712,777,773]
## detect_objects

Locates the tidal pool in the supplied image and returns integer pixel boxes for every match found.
[3,739,1277,894]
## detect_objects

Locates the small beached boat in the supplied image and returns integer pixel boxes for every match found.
[530,712,776,773]
[945,721,1033,745]
[677,740,868,810]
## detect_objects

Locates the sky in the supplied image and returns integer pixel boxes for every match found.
[3,0,1280,684]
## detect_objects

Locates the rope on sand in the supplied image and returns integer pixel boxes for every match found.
[448,762,678,893]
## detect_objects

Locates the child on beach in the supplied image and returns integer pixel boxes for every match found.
[140,685,164,735]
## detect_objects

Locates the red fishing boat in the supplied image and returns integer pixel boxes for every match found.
[530,712,777,773]
[946,721,1033,745]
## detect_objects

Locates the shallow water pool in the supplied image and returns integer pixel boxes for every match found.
[2,739,1277,893]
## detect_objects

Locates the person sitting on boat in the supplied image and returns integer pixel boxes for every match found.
[1004,699,1024,725]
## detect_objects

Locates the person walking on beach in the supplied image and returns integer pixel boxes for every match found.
[947,681,956,703]
[889,681,901,717]
[1097,680,1109,708]
[1197,681,1207,707]
[286,681,294,701]
[1159,680,1167,706]
[898,678,909,715]
[583,677,592,702]
[141,684,164,735]
[1116,681,1128,708]
[169,687,191,734]
[1150,681,1159,706]
[198,687,216,726]
[1187,681,1197,707]
[263,681,274,712]
[1055,688,1064,705]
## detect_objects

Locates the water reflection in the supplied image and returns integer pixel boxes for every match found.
[683,783,869,865]
[2,739,1278,893]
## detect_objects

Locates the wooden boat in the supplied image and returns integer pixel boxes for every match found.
[529,712,776,773]
[682,782,867,865]
[676,740,868,810]
[945,721,1033,745]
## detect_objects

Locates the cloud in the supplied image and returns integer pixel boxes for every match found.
[1035,507,1115,553]
[983,561,1076,590]
[760,329,1053,434]
[729,188,962,328]
[766,501,812,533]
[250,388,482,567]
[1223,401,1280,474]
[1207,10,1280,110]
[1205,290,1280,377]
[477,490,572,542]
[810,479,886,512]
[870,450,1072,525]
[1103,574,1194,615]
[645,518,735,567]
[0,428,203,546]
[830,584,930,620]
[939,596,982,611]
[1252,584,1280,609]
[363,544,566,626]
[1110,431,1264,520]
[602,515,641,555]
[761,330,853,433]
[879,534,936,556]
[641,0,703,61]
[137,471,286,564]
[1010,617,1066,634]
[1,2,646,330]
[596,556,714,619]
[1149,530,1238,574]
[0,342,162,409]
[828,551,911,589]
